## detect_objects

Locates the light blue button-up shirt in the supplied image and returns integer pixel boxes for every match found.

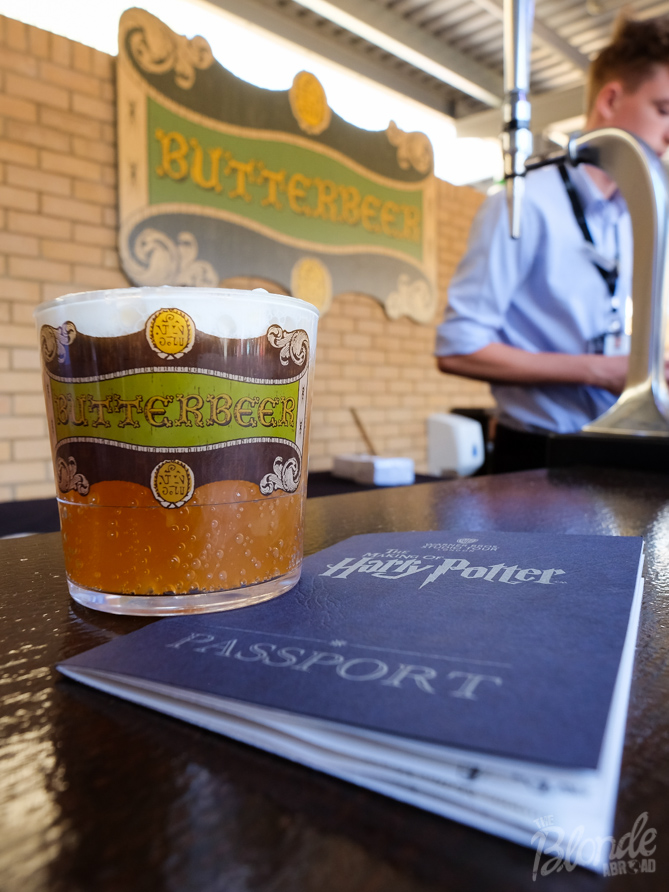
[435,163,632,434]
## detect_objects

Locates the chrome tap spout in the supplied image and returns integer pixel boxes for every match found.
[567,130,669,435]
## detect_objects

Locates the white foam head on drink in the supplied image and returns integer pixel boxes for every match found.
[34,287,319,344]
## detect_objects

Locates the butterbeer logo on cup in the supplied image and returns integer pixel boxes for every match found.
[146,308,195,359]
[151,459,195,508]
[35,287,318,604]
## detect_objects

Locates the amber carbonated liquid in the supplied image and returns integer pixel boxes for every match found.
[59,478,304,597]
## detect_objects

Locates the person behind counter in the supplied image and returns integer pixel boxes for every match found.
[435,14,669,472]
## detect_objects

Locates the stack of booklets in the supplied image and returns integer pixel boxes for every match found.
[58,530,645,872]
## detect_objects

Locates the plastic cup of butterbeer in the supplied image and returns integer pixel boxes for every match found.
[34,287,319,615]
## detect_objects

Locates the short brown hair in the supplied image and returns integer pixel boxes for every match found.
[587,14,669,111]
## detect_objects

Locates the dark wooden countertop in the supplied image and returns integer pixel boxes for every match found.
[2,467,669,891]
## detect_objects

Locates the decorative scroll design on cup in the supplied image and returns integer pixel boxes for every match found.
[57,456,90,495]
[386,121,434,175]
[127,8,214,89]
[267,325,309,367]
[260,456,300,494]
[386,274,436,324]
[41,322,77,364]
[126,228,219,287]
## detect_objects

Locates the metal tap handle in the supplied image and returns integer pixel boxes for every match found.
[502,0,534,239]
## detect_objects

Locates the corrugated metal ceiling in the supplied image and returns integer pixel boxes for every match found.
[209,0,669,139]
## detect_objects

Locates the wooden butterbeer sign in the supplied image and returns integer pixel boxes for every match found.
[117,8,437,321]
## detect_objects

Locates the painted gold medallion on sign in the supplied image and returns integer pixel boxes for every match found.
[289,71,331,136]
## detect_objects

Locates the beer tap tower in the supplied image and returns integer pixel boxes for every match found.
[501,0,669,466]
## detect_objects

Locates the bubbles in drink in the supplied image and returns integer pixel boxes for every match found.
[58,477,304,596]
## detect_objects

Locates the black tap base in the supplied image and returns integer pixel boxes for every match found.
[547,431,669,472]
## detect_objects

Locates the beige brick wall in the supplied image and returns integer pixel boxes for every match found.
[0,16,124,502]
[0,15,493,502]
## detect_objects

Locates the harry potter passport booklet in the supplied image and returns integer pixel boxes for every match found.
[59,531,645,872]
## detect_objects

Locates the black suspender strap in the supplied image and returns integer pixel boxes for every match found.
[558,163,618,296]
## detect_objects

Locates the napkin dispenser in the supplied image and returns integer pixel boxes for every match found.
[427,413,485,478]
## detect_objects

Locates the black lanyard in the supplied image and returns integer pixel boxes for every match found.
[558,164,619,297]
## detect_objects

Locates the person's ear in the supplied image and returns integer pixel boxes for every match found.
[593,81,625,123]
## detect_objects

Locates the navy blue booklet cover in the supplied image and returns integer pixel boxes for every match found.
[59,530,644,771]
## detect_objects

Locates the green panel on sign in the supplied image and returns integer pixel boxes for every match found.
[147,100,424,263]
